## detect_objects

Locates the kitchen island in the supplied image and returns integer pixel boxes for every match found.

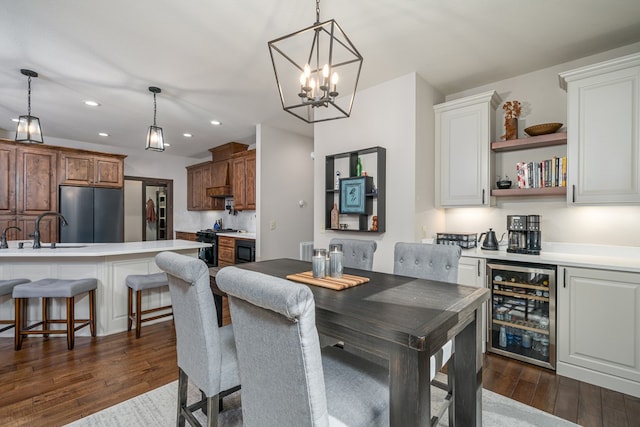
[0,240,207,337]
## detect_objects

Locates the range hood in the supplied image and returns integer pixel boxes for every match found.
[206,161,233,198]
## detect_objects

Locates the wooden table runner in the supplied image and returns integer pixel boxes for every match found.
[286,271,370,290]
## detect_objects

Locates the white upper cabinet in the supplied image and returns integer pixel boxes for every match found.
[560,53,640,204]
[434,90,501,207]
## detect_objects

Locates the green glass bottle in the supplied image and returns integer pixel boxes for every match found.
[356,157,362,176]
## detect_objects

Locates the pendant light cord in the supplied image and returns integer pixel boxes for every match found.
[27,75,32,116]
[153,92,157,126]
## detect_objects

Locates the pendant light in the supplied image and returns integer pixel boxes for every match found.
[268,0,363,123]
[15,69,44,143]
[145,86,165,152]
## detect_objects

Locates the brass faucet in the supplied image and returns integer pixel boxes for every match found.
[32,212,68,249]
[0,226,21,249]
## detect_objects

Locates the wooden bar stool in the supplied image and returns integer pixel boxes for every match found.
[0,279,30,333]
[126,272,172,338]
[13,278,97,350]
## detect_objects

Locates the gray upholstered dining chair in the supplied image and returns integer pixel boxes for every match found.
[155,252,240,427]
[216,266,389,427]
[329,238,377,271]
[393,242,462,425]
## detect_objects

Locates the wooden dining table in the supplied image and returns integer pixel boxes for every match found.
[234,258,490,427]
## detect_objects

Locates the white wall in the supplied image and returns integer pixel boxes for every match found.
[124,180,143,242]
[314,73,445,273]
[256,124,314,261]
[443,42,640,246]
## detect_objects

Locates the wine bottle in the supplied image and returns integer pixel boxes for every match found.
[356,157,362,176]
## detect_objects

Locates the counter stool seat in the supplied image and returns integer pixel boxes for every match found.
[0,279,30,333]
[13,278,97,350]
[126,272,172,338]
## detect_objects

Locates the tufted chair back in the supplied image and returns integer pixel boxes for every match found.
[393,242,461,283]
[329,238,377,271]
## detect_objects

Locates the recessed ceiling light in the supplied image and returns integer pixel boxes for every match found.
[84,100,100,107]
[11,118,19,123]
[98,132,109,137]
[210,120,222,126]
[183,133,193,138]
[164,143,171,147]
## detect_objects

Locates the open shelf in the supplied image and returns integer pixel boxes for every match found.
[491,132,567,152]
[491,186,567,197]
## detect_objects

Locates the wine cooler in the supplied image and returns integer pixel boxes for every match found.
[487,260,556,369]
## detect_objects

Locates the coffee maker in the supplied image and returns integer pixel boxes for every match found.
[507,215,541,255]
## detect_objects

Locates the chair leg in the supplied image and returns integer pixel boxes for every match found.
[206,395,219,427]
[89,290,96,336]
[14,298,25,350]
[127,287,133,332]
[447,357,455,427]
[42,297,49,338]
[135,290,143,338]
[177,368,188,427]
[66,297,75,350]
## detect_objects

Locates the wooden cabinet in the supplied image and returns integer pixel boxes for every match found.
[175,231,197,241]
[490,132,568,197]
[557,266,640,396]
[434,90,501,207]
[560,52,640,204]
[186,161,214,211]
[217,235,235,267]
[231,150,256,210]
[59,151,124,188]
[16,145,58,215]
[0,144,16,215]
[325,146,386,233]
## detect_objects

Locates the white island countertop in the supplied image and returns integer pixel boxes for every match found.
[0,239,208,258]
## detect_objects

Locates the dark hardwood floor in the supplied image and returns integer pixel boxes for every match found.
[1,322,639,426]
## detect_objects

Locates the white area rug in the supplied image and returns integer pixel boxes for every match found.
[66,380,579,427]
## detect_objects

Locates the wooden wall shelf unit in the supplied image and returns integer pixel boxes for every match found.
[491,132,567,152]
[491,132,567,198]
[325,146,386,233]
[491,186,567,197]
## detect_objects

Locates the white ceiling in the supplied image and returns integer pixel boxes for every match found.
[2,0,640,158]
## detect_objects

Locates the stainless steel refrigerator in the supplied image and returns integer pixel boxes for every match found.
[59,186,124,243]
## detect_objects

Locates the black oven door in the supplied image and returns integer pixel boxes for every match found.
[235,239,255,263]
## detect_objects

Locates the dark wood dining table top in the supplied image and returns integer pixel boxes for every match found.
[235,258,489,355]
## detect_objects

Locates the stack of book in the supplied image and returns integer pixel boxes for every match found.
[516,156,567,189]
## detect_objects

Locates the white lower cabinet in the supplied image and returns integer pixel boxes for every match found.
[458,256,487,351]
[557,266,640,397]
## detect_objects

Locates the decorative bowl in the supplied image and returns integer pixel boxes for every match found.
[496,180,512,189]
[524,122,563,136]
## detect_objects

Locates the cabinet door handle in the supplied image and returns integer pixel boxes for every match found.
[572,185,576,203]
[563,268,567,288]
[477,259,481,277]
[482,189,485,205]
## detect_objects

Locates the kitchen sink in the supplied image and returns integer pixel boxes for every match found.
[46,244,89,249]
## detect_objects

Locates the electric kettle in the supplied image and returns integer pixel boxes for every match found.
[479,228,504,250]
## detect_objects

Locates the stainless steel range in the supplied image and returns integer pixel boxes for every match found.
[195,228,237,267]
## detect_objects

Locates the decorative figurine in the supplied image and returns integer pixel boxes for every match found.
[370,215,378,232]
[331,203,339,229]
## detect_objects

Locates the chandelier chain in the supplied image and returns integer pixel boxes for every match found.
[315,0,320,23]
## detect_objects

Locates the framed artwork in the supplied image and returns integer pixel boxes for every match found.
[339,176,371,214]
